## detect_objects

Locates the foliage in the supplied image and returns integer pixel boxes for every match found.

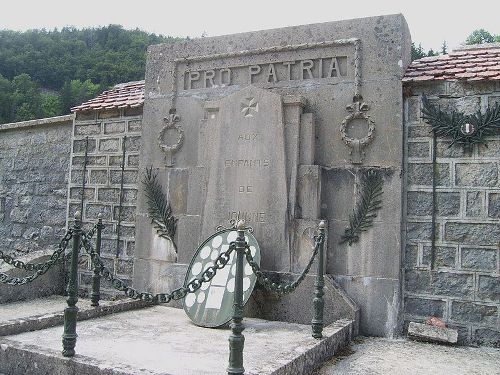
[465,29,500,45]
[0,25,177,124]
[142,167,177,251]
[340,169,384,246]
[421,94,500,149]
[411,43,439,61]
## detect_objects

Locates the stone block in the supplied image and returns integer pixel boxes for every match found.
[168,168,188,215]
[85,203,112,221]
[451,301,498,324]
[99,138,120,152]
[297,165,321,219]
[407,124,432,138]
[126,241,135,257]
[9,207,28,223]
[404,269,431,294]
[72,155,107,166]
[407,191,460,217]
[109,155,123,166]
[436,140,465,158]
[128,119,142,132]
[432,271,474,298]
[128,154,139,167]
[461,247,497,271]
[110,170,138,185]
[116,259,134,276]
[404,244,418,268]
[124,135,141,152]
[123,188,138,203]
[488,193,500,218]
[89,169,108,184]
[405,297,446,318]
[445,222,500,246]
[408,322,458,344]
[104,121,125,134]
[478,140,500,157]
[176,214,202,264]
[114,205,136,223]
[406,221,439,241]
[478,275,500,302]
[74,123,101,136]
[407,163,450,187]
[98,108,120,119]
[474,328,500,348]
[466,191,485,217]
[422,245,456,268]
[408,141,430,158]
[73,138,96,153]
[455,163,498,187]
[97,188,120,202]
[406,96,421,123]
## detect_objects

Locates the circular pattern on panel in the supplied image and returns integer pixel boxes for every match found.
[183,229,261,328]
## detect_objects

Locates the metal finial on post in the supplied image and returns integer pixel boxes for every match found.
[91,213,104,307]
[312,220,326,339]
[62,211,82,357]
[227,220,246,375]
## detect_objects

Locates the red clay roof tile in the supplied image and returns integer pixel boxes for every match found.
[404,45,500,83]
[71,80,145,113]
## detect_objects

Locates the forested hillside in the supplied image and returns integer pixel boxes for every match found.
[0,25,177,124]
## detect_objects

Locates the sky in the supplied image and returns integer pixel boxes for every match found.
[1,0,499,52]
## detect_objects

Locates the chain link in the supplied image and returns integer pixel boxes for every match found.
[0,230,74,286]
[85,222,99,240]
[80,235,236,303]
[244,233,325,295]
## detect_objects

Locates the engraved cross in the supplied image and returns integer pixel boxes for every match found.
[241,97,259,117]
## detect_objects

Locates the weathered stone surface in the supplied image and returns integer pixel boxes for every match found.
[451,301,498,324]
[104,121,125,134]
[422,245,456,267]
[461,247,497,271]
[99,138,120,152]
[404,244,418,268]
[436,140,466,158]
[408,322,458,344]
[407,163,450,186]
[466,191,484,217]
[407,191,460,217]
[478,140,500,157]
[445,222,500,246]
[73,138,96,153]
[478,275,500,302]
[404,270,474,298]
[407,141,430,158]
[406,222,439,241]
[474,328,500,348]
[455,163,498,187]
[74,123,101,135]
[407,124,432,138]
[405,297,446,318]
[488,193,500,218]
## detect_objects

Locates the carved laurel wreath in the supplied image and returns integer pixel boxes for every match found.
[340,101,376,148]
[340,169,384,246]
[158,112,184,154]
[421,94,500,149]
[142,167,178,252]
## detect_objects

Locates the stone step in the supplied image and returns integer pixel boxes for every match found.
[0,303,355,375]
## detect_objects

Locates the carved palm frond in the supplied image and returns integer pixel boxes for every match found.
[142,167,177,252]
[340,169,384,246]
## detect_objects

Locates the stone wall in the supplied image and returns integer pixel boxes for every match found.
[403,81,500,347]
[0,116,73,257]
[67,108,142,297]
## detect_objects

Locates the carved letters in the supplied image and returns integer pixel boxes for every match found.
[184,57,347,89]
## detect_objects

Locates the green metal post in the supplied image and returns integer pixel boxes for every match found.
[91,213,104,307]
[227,220,246,375]
[62,211,81,357]
[312,220,326,339]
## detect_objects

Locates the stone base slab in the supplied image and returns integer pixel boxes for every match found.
[408,322,458,344]
[0,305,356,375]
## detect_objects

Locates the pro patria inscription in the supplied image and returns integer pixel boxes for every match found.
[202,86,288,240]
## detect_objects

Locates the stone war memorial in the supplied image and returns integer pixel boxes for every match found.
[1,12,500,375]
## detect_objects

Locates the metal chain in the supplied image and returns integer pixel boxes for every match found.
[80,235,236,303]
[0,230,74,286]
[244,233,325,295]
[85,223,99,240]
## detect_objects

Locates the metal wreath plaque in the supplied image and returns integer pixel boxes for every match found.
[183,229,261,328]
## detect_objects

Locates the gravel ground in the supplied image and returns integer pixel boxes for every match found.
[315,336,500,375]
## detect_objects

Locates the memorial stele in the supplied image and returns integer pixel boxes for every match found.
[134,14,411,336]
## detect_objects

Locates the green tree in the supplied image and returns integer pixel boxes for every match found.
[466,29,495,44]
[441,41,448,55]
[41,92,63,117]
[0,74,13,123]
[11,74,42,122]
[60,79,101,114]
